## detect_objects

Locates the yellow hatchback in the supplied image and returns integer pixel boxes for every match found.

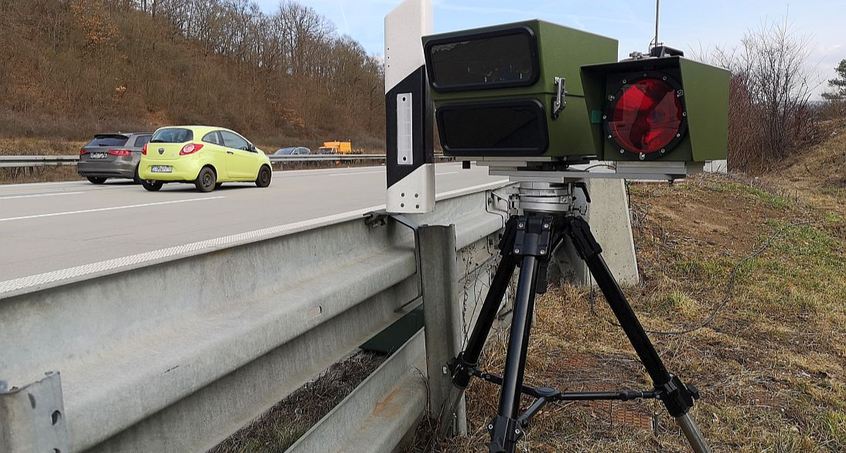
[139,126,272,192]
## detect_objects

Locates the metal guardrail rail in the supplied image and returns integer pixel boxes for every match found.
[0,155,80,168]
[0,182,509,453]
[0,154,454,168]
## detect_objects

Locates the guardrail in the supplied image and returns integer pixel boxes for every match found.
[0,182,509,453]
[0,154,455,168]
[269,153,388,162]
[0,155,80,168]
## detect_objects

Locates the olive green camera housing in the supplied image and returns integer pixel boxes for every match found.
[423,20,617,159]
[580,56,730,162]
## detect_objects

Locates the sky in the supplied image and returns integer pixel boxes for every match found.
[253,0,846,98]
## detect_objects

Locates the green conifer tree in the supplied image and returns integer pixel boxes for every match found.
[822,59,846,101]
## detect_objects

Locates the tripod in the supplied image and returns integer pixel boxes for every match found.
[448,183,711,453]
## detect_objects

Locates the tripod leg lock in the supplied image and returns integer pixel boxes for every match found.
[563,217,603,260]
[487,415,523,453]
[656,375,701,417]
[448,352,477,389]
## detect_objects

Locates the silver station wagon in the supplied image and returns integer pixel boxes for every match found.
[78,132,152,184]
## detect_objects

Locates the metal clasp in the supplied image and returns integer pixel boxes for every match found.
[552,77,567,120]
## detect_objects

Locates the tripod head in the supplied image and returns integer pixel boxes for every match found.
[512,181,589,216]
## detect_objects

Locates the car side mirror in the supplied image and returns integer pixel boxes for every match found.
[248,144,256,152]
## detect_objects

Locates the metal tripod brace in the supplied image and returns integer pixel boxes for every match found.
[448,207,711,453]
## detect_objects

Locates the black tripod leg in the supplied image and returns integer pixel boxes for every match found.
[450,217,520,389]
[565,217,711,453]
[450,251,518,388]
[488,255,540,453]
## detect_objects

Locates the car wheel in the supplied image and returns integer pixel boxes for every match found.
[133,166,142,184]
[87,176,107,184]
[195,167,216,192]
[255,166,271,188]
[142,179,163,192]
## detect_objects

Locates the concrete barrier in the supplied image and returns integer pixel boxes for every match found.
[552,178,640,287]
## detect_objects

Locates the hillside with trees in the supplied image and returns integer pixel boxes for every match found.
[0,0,386,150]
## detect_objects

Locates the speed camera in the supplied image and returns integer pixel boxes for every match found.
[423,20,617,160]
[581,49,730,162]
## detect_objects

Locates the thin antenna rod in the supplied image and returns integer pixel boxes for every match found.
[653,0,660,49]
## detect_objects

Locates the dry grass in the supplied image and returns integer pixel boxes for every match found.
[404,170,845,452]
[761,118,846,232]
[0,167,85,185]
[0,137,87,184]
[0,137,87,156]
[210,351,386,453]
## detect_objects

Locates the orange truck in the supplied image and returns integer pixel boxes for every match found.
[318,141,352,154]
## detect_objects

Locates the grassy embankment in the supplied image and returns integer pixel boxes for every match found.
[402,125,845,452]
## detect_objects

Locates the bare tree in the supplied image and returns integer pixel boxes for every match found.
[708,18,819,172]
[0,0,386,145]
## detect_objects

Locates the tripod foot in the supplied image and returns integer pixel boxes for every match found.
[487,415,523,453]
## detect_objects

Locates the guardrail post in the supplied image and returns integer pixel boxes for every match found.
[0,371,69,453]
[419,224,468,437]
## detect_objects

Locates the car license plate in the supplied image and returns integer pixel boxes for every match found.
[90,152,107,159]
[151,166,172,173]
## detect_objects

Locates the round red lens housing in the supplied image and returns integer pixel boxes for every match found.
[607,77,685,157]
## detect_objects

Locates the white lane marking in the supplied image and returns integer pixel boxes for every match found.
[0,179,512,295]
[0,196,224,223]
[0,202,383,295]
[437,171,460,176]
[328,170,384,177]
[0,180,86,189]
[0,191,85,200]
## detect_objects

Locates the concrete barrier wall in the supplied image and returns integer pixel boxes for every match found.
[552,178,640,287]
[704,160,728,173]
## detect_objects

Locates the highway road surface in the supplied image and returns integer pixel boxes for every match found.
[0,163,506,287]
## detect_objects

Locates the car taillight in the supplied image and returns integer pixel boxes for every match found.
[142,143,147,155]
[607,76,686,158]
[79,148,88,155]
[179,143,204,155]
[108,149,132,156]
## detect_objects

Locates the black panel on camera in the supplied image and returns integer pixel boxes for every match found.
[436,99,549,155]
[426,27,539,92]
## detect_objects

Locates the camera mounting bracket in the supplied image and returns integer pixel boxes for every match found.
[474,158,704,183]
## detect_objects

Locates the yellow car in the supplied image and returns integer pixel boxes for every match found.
[139,126,272,192]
